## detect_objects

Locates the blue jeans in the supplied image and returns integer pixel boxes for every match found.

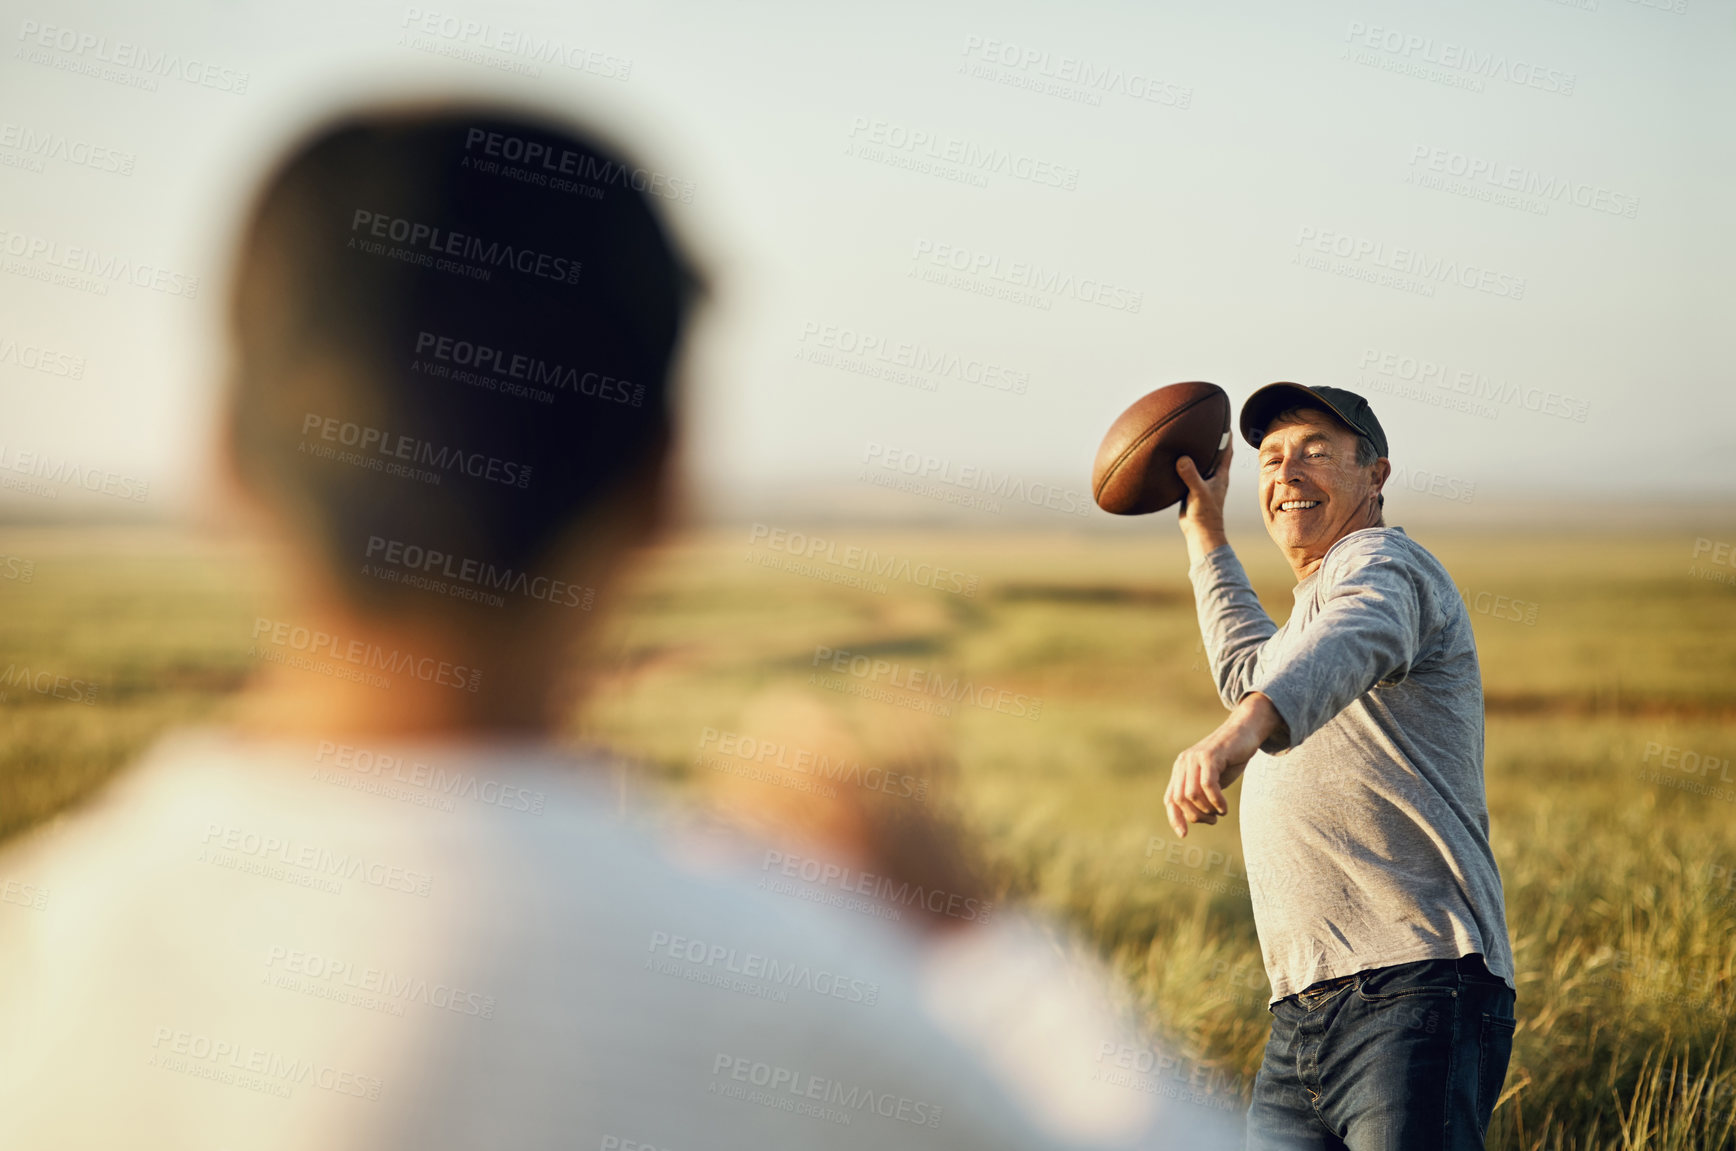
[1245,954,1517,1150]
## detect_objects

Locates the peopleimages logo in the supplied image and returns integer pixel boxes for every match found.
[812,645,1043,721]
[264,945,496,1018]
[0,121,135,174]
[909,238,1143,313]
[1093,1041,1245,1110]
[760,850,993,923]
[250,616,482,693]
[646,930,881,1006]
[300,412,533,490]
[1293,225,1526,300]
[0,333,85,378]
[861,441,1089,518]
[1387,465,1475,505]
[200,822,434,897]
[1457,586,1540,627]
[1357,348,1590,423]
[363,535,595,610]
[0,225,199,297]
[845,115,1079,190]
[313,741,546,814]
[709,1053,944,1129]
[1689,538,1736,587]
[1405,145,1638,219]
[414,330,643,407]
[462,128,692,202]
[796,321,1029,396]
[698,727,928,802]
[958,34,1194,110]
[746,524,979,598]
[1342,21,1576,96]
[0,662,99,704]
[1641,741,1733,782]
[0,877,49,911]
[398,8,632,80]
[0,443,149,502]
[348,209,581,285]
[148,1026,381,1101]
[15,19,251,94]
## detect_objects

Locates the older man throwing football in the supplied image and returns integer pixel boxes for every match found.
[1165,382,1517,1150]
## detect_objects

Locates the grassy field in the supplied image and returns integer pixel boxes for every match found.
[3,521,1735,1148]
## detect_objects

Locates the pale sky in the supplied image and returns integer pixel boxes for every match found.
[1,0,1731,520]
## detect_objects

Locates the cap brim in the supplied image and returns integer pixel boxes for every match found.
[1239,382,1364,449]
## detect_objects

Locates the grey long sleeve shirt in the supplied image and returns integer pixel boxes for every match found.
[1188,527,1514,1002]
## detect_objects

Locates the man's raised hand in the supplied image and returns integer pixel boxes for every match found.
[1176,445,1232,562]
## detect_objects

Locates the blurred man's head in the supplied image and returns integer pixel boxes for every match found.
[225,105,700,729]
[1239,384,1390,574]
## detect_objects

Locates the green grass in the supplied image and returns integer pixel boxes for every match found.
[3,522,1734,1149]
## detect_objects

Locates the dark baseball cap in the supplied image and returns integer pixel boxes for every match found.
[1240,383,1389,459]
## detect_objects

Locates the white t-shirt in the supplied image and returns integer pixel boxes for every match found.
[0,731,1242,1149]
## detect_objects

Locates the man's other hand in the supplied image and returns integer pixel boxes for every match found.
[1177,446,1233,563]
[1165,692,1285,838]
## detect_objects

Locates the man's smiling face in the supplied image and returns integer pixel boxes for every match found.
[1257,407,1388,561]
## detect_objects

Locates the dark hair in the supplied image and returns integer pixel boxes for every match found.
[228,106,701,610]
[1267,403,1385,509]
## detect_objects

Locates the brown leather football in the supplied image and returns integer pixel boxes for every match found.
[1091,382,1232,514]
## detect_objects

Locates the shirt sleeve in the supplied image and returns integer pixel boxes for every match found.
[1250,542,1424,754]
[1187,545,1279,711]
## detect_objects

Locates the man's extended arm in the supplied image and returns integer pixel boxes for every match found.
[1167,451,1289,834]
[1174,454,1276,706]
[1167,536,1428,837]
[1191,546,1279,709]
[1165,691,1283,838]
